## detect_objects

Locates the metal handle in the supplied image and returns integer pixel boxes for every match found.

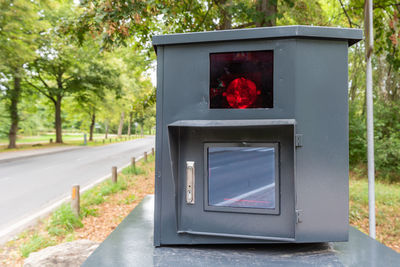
[186,161,195,204]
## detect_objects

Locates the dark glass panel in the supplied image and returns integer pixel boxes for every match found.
[210,51,273,109]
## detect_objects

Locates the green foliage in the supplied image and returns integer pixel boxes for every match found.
[81,189,105,206]
[0,101,9,138]
[75,0,296,49]
[374,100,400,182]
[81,206,98,217]
[99,180,127,196]
[350,178,400,207]
[122,165,144,176]
[20,233,55,258]
[349,107,367,166]
[48,204,83,236]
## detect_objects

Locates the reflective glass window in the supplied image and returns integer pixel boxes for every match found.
[208,146,276,209]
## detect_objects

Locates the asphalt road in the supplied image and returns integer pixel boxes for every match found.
[0,136,155,231]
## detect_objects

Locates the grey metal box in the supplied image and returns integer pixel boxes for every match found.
[153,26,362,246]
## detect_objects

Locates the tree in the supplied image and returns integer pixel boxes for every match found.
[0,0,45,148]
[73,0,297,49]
[28,36,121,143]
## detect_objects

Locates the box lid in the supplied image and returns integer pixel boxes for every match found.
[152,25,363,48]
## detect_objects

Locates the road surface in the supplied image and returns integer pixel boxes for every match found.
[0,136,155,231]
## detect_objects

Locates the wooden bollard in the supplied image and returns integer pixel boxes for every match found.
[112,166,118,183]
[131,157,136,169]
[152,147,155,156]
[71,185,80,217]
[144,151,148,162]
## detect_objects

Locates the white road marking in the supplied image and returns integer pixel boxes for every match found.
[215,183,275,207]
[210,166,221,170]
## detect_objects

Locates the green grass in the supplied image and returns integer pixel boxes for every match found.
[81,206,98,217]
[80,176,130,208]
[99,179,127,196]
[81,189,105,206]
[47,204,83,237]
[349,176,400,251]
[19,233,56,258]
[122,165,144,175]
[350,178,400,207]
[0,133,105,144]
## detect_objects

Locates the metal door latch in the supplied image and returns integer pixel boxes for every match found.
[186,161,195,204]
[296,209,303,223]
[295,134,303,147]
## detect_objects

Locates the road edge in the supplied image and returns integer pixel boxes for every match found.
[0,146,85,164]
[0,155,145,245]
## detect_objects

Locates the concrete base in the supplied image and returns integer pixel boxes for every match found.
[83,195,400,267]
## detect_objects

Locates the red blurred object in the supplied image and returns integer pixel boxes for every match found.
[223,77,260,109]
[209,50,273,109]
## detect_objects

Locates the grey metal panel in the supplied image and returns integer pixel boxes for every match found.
[169,119,296,127]
[294,39,349,242]
[154,46,164,246]
[174,126,295,241]
[83,195,400,267]
[161,39,296,123]
[153,25,363,47]
[157,39,298,245]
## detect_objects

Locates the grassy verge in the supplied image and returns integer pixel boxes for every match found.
[349,171,400,252]
[0,134,106,144]
[0,135,142,153]
[0,154,155,266]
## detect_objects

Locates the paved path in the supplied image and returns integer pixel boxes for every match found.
[0,136,155,233]
[0,146,81,162]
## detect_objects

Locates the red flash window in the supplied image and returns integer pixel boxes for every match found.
[210,51,273,109]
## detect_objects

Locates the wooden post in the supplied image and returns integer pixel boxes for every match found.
[144,152,147,162]
[131,157,136,169]
[112,166,117,183]
[152,147,155,156]
[103,139,105,144]
[109,138,111,143]
[71,185,80,217]
[50,138,53,143]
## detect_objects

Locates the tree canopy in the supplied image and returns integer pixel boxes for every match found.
[0,0,399,181]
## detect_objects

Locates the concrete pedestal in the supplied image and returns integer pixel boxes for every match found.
[83,195,399,267]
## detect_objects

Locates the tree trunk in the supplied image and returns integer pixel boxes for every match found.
[117,111,124,137]
[217,0,232,30]
[89,111,95,141]
[55,96,63,143]
[105,120,109,139]
[140,124,144,137]
[127,112,132,136]
[256,0,277,27]
[7,75,21,149]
